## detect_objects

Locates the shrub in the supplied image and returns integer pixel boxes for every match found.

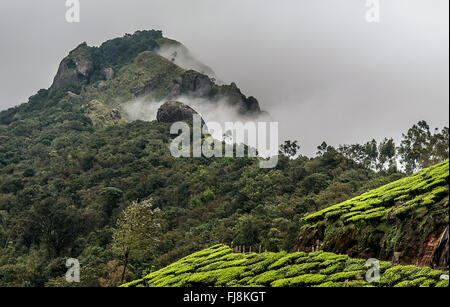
[288,274,327,287]
[268,252,307,270]
[435,279,449,288]
[394,277,427,288]
[328,271,365,282]
[251,270,283,286]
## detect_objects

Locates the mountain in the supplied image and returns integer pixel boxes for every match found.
[0,30,447,287]
[122,244,448,287]
[0,30,261,128]
[296,160,449,267]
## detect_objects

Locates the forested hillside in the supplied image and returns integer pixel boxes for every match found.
[297,160,449,266]
[0,114,402,286]
[125,161,449,288]
[0,30,448,287]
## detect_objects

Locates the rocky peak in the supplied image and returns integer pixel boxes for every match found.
[181,70,214,98]
[179,70,261,115]
[50,43,94,92]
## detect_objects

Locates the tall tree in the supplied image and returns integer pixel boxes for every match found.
[377,138,396,171]
[398,121,449,173]
[112,199,161,283]
[363,139,379,169]
[428,127,449,166]
[279,140,300,158]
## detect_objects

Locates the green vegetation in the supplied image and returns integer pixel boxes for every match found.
[82,50,186,107]
[303,161,448,224]
[0,105,406,286]
[112,199,162,283]
[0,29,448,287]
[122,245,447,287]
[338,123,448,174]
[298,160,449,262]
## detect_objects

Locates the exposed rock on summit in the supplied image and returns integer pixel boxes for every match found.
[179,70,261,114]
[50,43,94,92]
[181,70,214,98]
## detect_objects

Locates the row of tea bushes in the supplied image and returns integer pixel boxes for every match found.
[122,245,448,287]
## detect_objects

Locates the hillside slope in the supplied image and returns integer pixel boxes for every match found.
[1,110,404,286]
[122,244,448,287]
[296,160,449,267]
[0,30,447,287]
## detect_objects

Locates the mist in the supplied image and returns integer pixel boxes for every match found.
[0,0,448,155]
[123,96,275,156]
[156,44,221,83]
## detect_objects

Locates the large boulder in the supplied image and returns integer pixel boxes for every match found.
[157,101,204,125]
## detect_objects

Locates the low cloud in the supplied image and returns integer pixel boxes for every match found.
[123,96,275,157]
[156,44,223,84]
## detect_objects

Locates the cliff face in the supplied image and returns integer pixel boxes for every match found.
[296,160,449,268]
[433,226,449,269]
[50,43,94,92]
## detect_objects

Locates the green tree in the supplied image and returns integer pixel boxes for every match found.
[377,138,396,171]
[363,139,378,169]
[100,187,123,217]
[397,121,448,173]
[316,142,329,156]
[112,199,161,283]
[233,215,260,247]
[28,199,88,257]
[429,127,449,166]
[279,140,300,158]
[398,120,431,173]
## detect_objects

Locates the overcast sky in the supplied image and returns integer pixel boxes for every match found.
[0,0,448,155]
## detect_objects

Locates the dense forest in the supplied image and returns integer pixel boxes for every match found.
[0,31,448,287]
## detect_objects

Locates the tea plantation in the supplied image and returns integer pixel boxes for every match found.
[297,160,449,262]
[122,244,448,287]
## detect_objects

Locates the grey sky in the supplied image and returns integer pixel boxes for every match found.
[0,0,448,155]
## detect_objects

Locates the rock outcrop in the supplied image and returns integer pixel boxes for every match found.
[50,43,94,92]
[181,70,214,98]
[433,226,449,269]
[103,68,115,80]
[156,101,204,125]
[215,82,261,113]
[179,70,261,114]
[46,31,264,119]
